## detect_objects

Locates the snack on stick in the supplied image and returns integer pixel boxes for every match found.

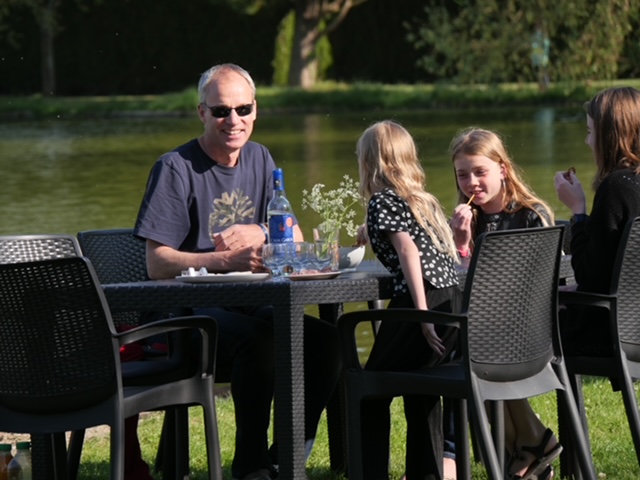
[466,193,476,206]
[563,166,576,184]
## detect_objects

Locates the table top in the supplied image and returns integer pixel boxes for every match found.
[102,262,393,313]
[102,255,574,313]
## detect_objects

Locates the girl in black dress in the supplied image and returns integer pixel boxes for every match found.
[555,86,640,357]
[356,120,462,480]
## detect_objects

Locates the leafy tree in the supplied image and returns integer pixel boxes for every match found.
[406,0,640,84]
[213,0,368,88]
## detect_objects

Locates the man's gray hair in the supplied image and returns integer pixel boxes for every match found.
[198,63,256,104]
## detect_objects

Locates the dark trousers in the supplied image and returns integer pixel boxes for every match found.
[195,305,341,479]
[361,286,461,480]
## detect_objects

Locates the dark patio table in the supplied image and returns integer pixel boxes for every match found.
[101,262,394,480]
[99,255,573,480]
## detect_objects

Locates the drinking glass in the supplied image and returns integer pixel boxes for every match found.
[262,243,292,278]
[314,239,339,272]
[290,242,315,274]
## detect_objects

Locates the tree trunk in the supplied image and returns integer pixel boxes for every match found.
[288,0,321,88]
[40,0,57,96]
[287,0,367,88]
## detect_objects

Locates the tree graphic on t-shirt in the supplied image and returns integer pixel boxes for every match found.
[209,188,256,228]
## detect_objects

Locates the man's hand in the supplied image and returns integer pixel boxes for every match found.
[213,224,265,251]
[222,245,265,272]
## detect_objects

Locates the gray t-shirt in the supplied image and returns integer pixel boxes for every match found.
[135,138,276,252]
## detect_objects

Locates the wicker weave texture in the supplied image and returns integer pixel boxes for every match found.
[0,235,81,264]
[77,229,148,284]
[614,220,640,346]
[0,258,117,407]
[0,235,83,479]
[466,228,559,367]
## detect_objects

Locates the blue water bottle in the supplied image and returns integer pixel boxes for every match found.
[267,168,294,243]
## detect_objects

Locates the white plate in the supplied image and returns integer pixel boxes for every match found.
[175,272,270,283]
[288,271,341,281]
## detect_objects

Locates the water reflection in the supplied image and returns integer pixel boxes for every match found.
[0,107,593,237]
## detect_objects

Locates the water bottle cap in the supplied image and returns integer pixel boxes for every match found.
[15,441,30,450]
[0,444,10,451]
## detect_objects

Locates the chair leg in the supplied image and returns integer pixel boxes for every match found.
[174,407,190,479]
[157,408,191,480]
[344,381,365,480]
[326,375,348,473]
[454,399,471,480]
[556,371,597,480]
[618,365,640,468]
[468,402,486,466]
[111,420,126,480]
[154,421,165,474]
[489,400,505,470]
[31,433,68,480]
[202,396,223,480]
[559,373,591,480]
[67,430,86,480]
[469,392,502,480]
[51,433,69,480]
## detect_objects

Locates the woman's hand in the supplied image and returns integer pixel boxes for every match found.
[421,322,445,356]
[451,203,473,251]
[554,170,587,214]
[355,224,369,246]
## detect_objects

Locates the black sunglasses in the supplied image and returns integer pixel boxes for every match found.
[201,103,254,118]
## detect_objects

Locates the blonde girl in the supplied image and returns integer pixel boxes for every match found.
[450,127,554,256]
[450,127,560,480]
[356,120,462,480]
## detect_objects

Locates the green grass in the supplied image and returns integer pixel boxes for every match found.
[4,79,640,119]
[75,376,640,479]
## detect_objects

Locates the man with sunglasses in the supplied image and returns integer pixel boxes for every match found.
[133,63,340,480]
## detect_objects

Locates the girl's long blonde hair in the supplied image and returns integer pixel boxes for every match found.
[449,127,554,225]
[357,120,458,259]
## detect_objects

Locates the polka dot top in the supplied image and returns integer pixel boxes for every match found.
[367,188,459,296]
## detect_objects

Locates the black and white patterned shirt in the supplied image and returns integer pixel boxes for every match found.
[367,188,459,296]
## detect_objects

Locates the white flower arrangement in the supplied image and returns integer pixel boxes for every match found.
[301,174,362,239]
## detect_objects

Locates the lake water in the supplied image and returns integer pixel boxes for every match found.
[0,106,592,238]
[0,107,593,354]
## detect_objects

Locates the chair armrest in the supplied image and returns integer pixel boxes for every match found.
[115,315,217,375]
[338,308,463,370]
[559,290,614,310]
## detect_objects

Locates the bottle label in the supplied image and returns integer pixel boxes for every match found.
[269,214,294,243]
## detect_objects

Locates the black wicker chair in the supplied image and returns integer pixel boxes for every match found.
[558,216,640,476]
[0,256,222,480]
[338,226,596,480]
[76,228,196,479]
[0,234,81,264]
[0,234,83,480]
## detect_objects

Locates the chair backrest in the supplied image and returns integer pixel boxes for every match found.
[462,225,563,383]
[555,219,571,254]
[77,229,150,327]
[0,257,119,414]
[76,229,148,284]
[0,235,81,264]
[608,217,640,359]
